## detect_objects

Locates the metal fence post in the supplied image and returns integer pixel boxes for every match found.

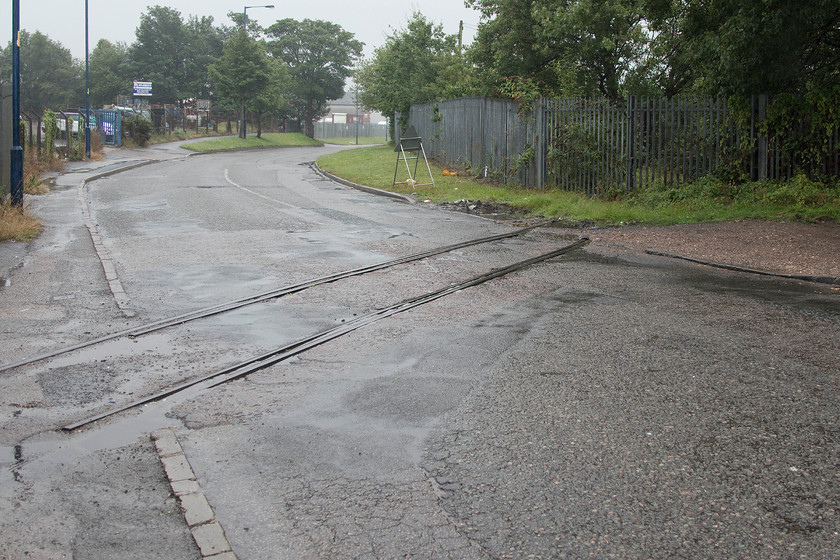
[625,96,636,192]
[753,94,769,181]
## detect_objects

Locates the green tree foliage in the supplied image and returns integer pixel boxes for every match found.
[1,30,83,110]
[466,0,567,93]
[354,13,474,135]
[208,29,277,136]
[675,0,840,96]
[538,0,648,100]
[183,16,227,100]
[89,39,131,107]
[265,19,363,138]
[129,5,190,104]
[468,0,649,99]
[249,62,289,138]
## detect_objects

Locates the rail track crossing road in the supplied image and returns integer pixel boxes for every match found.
[1,144,838,559]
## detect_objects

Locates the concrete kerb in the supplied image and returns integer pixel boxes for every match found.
[152,428,238,560]
[310,162,416,204]
[76,159,159,319]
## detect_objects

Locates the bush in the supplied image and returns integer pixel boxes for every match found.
[123,115,153,146]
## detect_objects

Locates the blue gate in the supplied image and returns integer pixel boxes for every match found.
[94,109,121,147]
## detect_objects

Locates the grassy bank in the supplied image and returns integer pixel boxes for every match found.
[182,132,321,152]
[316,145,840,226]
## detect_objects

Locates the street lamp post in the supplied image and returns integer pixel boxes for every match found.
[240,4,274,139]
[10,0,23,207]
[85,0,91,159]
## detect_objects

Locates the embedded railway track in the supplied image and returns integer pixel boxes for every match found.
[1,228,589,432]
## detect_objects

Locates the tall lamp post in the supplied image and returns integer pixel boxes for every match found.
[10,0,22,207]
[85,0,91,159]
[240,4,274,139]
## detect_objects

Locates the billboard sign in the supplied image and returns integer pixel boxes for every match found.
[133,81,153,96]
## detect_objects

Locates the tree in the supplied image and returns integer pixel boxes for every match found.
[466,0,561,93]
[89,39,131,107]
[468,0,648,99]
[129,5,188,104]
[622,0,697,97]
[1,30,83,111]
[183,16,227,101]
[249,62,288,138]
[265,19,363,138]
[208,29,278,137]
[676,0,840,96]
[354,13,473,136]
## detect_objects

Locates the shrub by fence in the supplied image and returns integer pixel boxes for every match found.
[399,94,840,194]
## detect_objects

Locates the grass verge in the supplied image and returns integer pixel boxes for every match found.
[316,145,840,225]
[181,132,322,152]
[0,199,43,242]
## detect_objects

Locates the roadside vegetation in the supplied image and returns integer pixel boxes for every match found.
[1,122,109,242]
[316,145,840,226]
[0,199,42,242]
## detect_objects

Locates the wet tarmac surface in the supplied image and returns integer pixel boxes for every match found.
[1,143,838,559]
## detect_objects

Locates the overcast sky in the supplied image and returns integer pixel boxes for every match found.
[0,0,479,61]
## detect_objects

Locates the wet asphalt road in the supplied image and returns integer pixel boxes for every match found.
[1,144,838,559]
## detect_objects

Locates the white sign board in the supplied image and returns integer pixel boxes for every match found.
[133,81,153,96]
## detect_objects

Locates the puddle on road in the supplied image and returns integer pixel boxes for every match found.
[571,249,839,320]
[686,273,840,320]
[134,219,206,237]
[43,333,179,370]
[7,400,186,484]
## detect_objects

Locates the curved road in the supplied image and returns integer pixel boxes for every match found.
[1,143,838,559]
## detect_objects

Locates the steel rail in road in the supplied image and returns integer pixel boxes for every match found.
[1,227,540,374]
[64,238,590,431]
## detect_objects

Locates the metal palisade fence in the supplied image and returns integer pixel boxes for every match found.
[547,96,733,195]
[314,121,388,140]
[399,95,840,194]
[398,97,546,187]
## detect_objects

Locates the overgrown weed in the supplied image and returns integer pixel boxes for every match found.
[0,199,42,242]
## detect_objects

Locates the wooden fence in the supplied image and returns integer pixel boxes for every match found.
[399,95,840,193]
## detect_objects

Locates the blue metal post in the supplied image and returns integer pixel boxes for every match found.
[85,0,91,159]
[10,0,23,207]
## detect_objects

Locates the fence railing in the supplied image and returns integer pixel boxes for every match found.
[314,122,387,139]
[398,98,544,187]
[399,95,840,193]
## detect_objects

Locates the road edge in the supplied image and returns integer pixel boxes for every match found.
[152,428,238,560]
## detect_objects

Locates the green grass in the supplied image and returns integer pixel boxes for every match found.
[316,145,840,226]
[181,132,322,152]
[318,136,387,145]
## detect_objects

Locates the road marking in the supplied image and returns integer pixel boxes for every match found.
[224,168,297,208]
